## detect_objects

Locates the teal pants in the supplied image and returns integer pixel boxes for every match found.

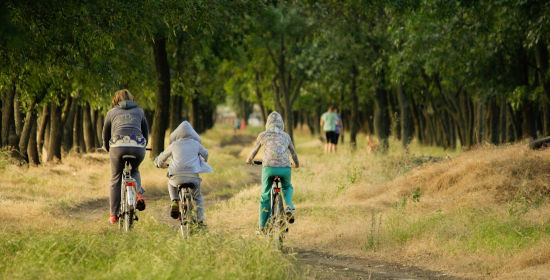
[259,167,294,228]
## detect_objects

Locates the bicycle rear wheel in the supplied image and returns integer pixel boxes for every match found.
[179,190,193,238]
[119,183,126,230]
[120,183,134,232]
[271,193,285,250]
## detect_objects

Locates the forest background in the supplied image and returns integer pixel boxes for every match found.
[1,0,550,164]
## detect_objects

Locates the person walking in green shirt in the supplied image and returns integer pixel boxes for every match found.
[320,106,339,153]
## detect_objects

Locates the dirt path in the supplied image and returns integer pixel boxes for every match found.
[295,249,465,280]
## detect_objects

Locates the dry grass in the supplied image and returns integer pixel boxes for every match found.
[2,126,550,279]
[208,129,550,280]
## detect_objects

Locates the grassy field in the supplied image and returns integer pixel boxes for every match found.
[208,127,550,279]
[0,127,302,280]
[1,124,550,279]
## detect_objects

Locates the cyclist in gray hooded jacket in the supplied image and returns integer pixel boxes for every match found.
[154,121,213,222]
[102,89,148,224]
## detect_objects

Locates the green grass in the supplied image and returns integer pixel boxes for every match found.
[0,220,302,280]
[382,207,550,255]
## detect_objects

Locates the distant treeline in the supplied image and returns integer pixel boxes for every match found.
[1,1,549,164]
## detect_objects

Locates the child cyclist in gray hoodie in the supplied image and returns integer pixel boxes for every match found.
[247,112,299,231]
[154,121,213,222]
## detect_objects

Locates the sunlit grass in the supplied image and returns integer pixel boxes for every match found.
[2,125,550,279]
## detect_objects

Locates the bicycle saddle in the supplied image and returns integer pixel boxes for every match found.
[178,183,195,189]
[122,155,136,160]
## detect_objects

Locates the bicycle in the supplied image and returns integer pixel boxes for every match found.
[99,147,150,232]
[252,160,290,250]
[118,155,139,232]
[176,182,198,239]
[160,163,201,238]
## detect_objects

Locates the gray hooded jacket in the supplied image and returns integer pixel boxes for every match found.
[102,100,149,151]
[155,121,213,175]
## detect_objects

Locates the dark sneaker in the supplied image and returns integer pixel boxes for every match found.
[255,227,267,235]
[170,201,180,219]
[136,194,146,211]
[197,221,207,230]
[285,206,295,224]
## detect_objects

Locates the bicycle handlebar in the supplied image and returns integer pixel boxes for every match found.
[250,160,296,167]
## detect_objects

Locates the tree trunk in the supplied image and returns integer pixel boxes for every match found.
[151,34,171,157]
[374,72,390,151]
[18,98,37,162]
[27,119,39,165]
[37,104,49,159]
[169,94,182,132]
[397,84,412,148]
[13,92,23,139]
[190,93,201,133]
[62,97,78,153]
[255,71,268,123]
[90,107,97,148]
[82,103,95,153]
[1,83,16,146]
[96,112,104,147]
[535,41,550,136]
[72,105,82,153]
[489,99,500,144]
[476,101,484,144]
[46,102,62,162]
[518,46,537,139]
[350,65,359,147]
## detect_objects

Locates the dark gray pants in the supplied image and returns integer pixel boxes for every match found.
[168,176,205,222]
[109,147,145,215]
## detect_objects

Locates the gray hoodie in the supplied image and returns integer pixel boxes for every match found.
[102,100,149,151]
[155,121,213,175]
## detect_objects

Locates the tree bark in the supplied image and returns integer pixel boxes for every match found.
[518,46,537,139]
[72,105,82,153]
[96,112,104,147]
[489,99,500,144]
[374,71,390,151]
[82,103,95,153]
[350,64,359,147]
[46,102,62,162]
[255,71,268,123]
[535,41,550,136]
[190,93,201,133]
[18,98,37,161]
[27,119,39,165]
[62,97,78,153]
[397,83,412,148]
[169,94,182,132]
[151,34,171,157]
[1,83,16,146]
[37,104,49,158]
[13,92,23,138]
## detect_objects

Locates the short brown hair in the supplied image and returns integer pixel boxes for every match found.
[112,89,134,107]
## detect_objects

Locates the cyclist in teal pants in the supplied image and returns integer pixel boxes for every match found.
[247,111,300,231]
